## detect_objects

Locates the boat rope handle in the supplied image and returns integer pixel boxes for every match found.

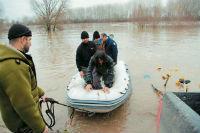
[120,92,126,94]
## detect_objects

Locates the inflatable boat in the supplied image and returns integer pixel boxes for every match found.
[66,61,132,113]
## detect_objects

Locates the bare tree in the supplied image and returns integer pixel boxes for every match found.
[31,0,67,31]
[52,0,66,31]
[166,0,200,19]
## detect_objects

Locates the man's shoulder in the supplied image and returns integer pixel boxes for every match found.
[109,38,117,45]
[112,41,117,46]
[0,58,30,78]
[77,43,83,50]
[78,42,83,47]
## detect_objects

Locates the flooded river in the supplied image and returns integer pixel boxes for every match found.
[0,22,200,133]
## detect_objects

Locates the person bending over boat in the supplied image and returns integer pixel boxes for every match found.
[85,50,114,93]
[76,31,96,80]
[100,33,118,65]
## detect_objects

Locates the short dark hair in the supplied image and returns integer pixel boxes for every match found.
[93,31,100,40]
[94,50,109,66]
[9,38,20,44]
[81,31,89,39]
[101,33,107,37]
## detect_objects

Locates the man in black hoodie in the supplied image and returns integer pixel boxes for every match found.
[85,50,114,93]
[76,31,96,80]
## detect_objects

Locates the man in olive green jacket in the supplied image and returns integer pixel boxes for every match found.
[0,24,49,133]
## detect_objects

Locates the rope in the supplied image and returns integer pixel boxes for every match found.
[39,98,57,130]
[39,98,91,130]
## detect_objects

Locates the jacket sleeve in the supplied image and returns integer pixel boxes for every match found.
[104,57,114,87]
[37,86,45,98]
[112,42,118,63]
[76,47,82,71]
[86,57,94,84]
[3,64,45,133]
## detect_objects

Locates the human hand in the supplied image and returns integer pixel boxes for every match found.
[41,95,48,102]
[43,126,49,133]
[80,71,84,78]
[85,84,92,91]
[113,62,116,65]
[103,87,110,93]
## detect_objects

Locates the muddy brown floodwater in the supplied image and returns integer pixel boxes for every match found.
[0,22,200,133]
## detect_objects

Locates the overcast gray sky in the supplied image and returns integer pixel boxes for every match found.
[0,0,168,21]
[0,0,33,20]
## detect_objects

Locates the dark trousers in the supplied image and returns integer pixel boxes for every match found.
[81,66,87,81]
[92,67,111,89]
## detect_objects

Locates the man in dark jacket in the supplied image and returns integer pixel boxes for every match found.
[100,33,118,65]
[0,24,49,133]
[85,51,114,93]
[76,31,96,80]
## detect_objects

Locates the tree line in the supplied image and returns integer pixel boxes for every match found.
[0,0,199,31]
[67,0,200,22]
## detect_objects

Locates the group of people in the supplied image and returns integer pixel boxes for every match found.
[0,24,118,133]
[76,31,118,93]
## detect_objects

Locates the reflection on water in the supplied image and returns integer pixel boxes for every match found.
[0,23,200,133]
